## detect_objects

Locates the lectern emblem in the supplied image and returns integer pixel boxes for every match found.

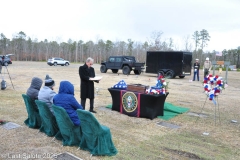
[122,92,138,112]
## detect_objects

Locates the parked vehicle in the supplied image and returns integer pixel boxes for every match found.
[145,51,192,78]
[0,54,14,66]
[100,56,145,75]
[47,57,70,66]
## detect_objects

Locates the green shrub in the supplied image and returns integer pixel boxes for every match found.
[222,67,231,71]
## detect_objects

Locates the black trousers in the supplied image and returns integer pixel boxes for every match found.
[204,69,209,78]
[81,98,94,111]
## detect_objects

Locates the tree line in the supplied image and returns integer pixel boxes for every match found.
[192,29,240,68]
[0,30,239,68]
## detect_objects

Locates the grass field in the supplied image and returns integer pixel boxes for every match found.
[0,61,240,160]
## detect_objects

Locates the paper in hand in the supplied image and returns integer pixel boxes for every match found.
[90,76,102,81]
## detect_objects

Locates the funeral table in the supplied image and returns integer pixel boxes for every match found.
[108,88,169,120]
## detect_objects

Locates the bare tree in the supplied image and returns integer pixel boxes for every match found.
[13,31,27,60]
[127,39,134,56]
[182,35,193,52]
[44,39,49,61]
[142,41,149,51]
[97,39,105,63]
[168,38,174,50]
[148,30,163,50]
[105,40,113,61]
[237,46,240,68]
[119,41,126,55]
[222,49,227,61]
[0,33,8,55]
[77,40,84,62]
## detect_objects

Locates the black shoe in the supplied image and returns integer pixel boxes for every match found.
[89,110,97,113]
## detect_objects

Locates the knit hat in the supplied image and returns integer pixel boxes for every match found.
[206,57,209,60]
[45,74,55,87]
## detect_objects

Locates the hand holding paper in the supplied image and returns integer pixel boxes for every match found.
[89,76,102,81]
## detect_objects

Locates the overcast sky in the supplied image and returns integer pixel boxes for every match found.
[1,0,240,52]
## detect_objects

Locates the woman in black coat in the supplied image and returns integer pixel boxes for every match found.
[79,57,98,113]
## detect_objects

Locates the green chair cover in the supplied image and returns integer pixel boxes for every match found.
[52,104,82,146]
[76,109,118,156]
[35,100,62,140]
[22,94,42,129]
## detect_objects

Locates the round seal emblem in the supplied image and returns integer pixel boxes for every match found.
[122,92,138,112]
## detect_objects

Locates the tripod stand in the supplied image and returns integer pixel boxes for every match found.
[195,96,220,126]
[0,64,15,90]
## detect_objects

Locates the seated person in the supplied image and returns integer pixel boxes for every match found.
[38,75,56,115]
[26,77,43,101]
[26,77,43,109]
[53,81,83,126]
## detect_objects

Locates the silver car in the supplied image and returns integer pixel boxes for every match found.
[47,57,70,66]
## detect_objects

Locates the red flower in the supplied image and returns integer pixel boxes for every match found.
[214,90,220,94]
[217,80,222,84]
[158,75,163,80]
[204,88,210,92]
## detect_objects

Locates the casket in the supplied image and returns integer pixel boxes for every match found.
[127,84,149,93]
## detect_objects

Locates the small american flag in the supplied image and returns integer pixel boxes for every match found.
[216,51,222,56]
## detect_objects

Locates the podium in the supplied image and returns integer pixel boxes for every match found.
[108,88,169,120]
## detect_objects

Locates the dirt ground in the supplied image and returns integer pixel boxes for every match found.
[0,61,240,160]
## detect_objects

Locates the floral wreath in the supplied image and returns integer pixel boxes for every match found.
[145,74,169,95]
[203,74,225,102]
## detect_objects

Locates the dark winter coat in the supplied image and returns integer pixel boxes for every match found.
[193,62,200,72]
[79,63,96,99]
[53,81,83,126]
[26,77,43,100]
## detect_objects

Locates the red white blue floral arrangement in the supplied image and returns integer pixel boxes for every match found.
[203,74,225,103]
[145,74,169,95]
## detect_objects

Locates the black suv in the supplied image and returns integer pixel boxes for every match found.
[100,56,145,75]
[0,54,13,66]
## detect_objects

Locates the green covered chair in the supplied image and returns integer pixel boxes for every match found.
[35,100,62,140]
[22,94,42,129]
[76,109,118,156]
[52,104,82,146]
